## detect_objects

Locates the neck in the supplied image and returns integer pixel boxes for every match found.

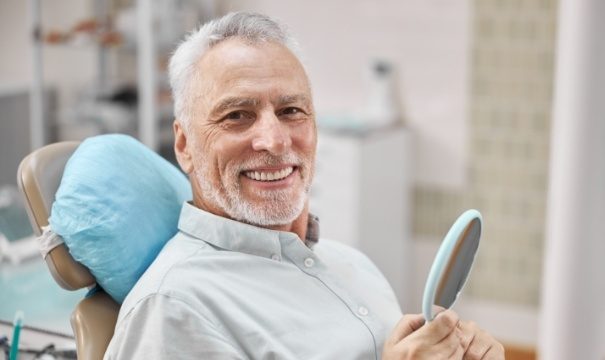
[265,202,309,241]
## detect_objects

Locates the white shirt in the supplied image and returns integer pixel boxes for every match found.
[104,202,402,359]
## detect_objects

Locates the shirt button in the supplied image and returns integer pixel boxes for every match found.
[358,306,369,316]
[271,254,281,261]
[304,257,315,268]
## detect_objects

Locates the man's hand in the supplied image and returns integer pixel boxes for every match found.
[382,310,464,359]
[458,320,505,360]
[382,310,505,360]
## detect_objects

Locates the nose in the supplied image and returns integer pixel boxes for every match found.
[251,112,292,155]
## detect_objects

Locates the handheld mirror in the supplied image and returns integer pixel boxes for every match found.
[422,209,482,321]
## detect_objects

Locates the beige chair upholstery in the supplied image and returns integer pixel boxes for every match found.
[17,141,119,360]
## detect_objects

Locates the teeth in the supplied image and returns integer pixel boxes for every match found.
[244,167,294,182]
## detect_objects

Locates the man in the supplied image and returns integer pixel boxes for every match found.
[105,12,504,359]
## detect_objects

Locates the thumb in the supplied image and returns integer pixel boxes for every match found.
[389,314,426,343]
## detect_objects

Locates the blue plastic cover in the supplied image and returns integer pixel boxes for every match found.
[49,134,191,303]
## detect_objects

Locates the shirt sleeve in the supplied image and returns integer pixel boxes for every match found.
[104,293,245,360]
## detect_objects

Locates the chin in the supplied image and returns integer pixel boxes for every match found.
[228,196,306,227]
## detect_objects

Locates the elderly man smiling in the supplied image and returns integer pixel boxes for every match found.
[104,12,504,360]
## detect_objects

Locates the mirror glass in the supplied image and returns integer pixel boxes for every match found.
[422,209,482,321]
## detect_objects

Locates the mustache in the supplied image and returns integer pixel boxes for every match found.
[234,153,305,172]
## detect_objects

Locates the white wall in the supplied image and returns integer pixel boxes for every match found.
[539,0,605,358]
[0,0,100,107]
[0,1,32,87]
[1,0,471,187]
[223,0,471,189]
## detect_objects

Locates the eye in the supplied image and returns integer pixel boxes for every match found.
[224,111,251,121]
[279,107,305,117]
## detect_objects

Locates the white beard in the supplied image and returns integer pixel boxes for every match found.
[194,152,312,226]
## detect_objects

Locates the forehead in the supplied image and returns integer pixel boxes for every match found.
[193,38,311,102]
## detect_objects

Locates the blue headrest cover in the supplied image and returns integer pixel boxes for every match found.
[49,134,191,303]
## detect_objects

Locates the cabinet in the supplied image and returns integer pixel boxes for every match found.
[310,127,414,310]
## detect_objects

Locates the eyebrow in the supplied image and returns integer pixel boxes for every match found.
[211,97,260,116]
[210,94,311,116]
[277,94,311,106]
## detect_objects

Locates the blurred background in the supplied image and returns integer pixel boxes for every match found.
[1,0,603,359]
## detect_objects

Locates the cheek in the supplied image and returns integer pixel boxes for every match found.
[293,124,317,159]
[211,134,252,178]
[189,133,220,182]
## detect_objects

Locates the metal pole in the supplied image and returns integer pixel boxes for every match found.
[136,0,158,151]
[95,0,109,94]
[29,0,44,150]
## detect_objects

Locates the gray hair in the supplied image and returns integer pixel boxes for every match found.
[169,12,300,128]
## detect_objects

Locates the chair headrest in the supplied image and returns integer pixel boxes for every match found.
[49,134,192,303]
[18,141,80,236]
[18,141,96,290]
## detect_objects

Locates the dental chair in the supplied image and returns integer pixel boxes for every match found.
[17,141,119,360]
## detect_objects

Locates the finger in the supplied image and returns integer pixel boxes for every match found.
[432,304,447,317]
[443,328,464,360]
[421,309,460,344]
[482,342,505,360]
[388,313,426,343]
[462,324,492,360]
[448,342,465,360]
[457,321,476,353]
[401,324,461,359]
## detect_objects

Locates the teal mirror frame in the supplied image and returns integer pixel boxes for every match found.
[422,209,482,321]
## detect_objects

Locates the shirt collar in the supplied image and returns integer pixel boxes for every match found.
[177,202,320,259]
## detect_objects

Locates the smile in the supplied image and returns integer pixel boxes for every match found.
[243,166,294,182]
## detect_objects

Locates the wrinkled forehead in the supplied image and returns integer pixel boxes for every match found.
[192,38,311,97]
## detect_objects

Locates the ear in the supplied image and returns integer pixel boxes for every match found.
[174,120,194,174]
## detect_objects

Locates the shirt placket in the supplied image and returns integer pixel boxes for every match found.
[279,233,381,360]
